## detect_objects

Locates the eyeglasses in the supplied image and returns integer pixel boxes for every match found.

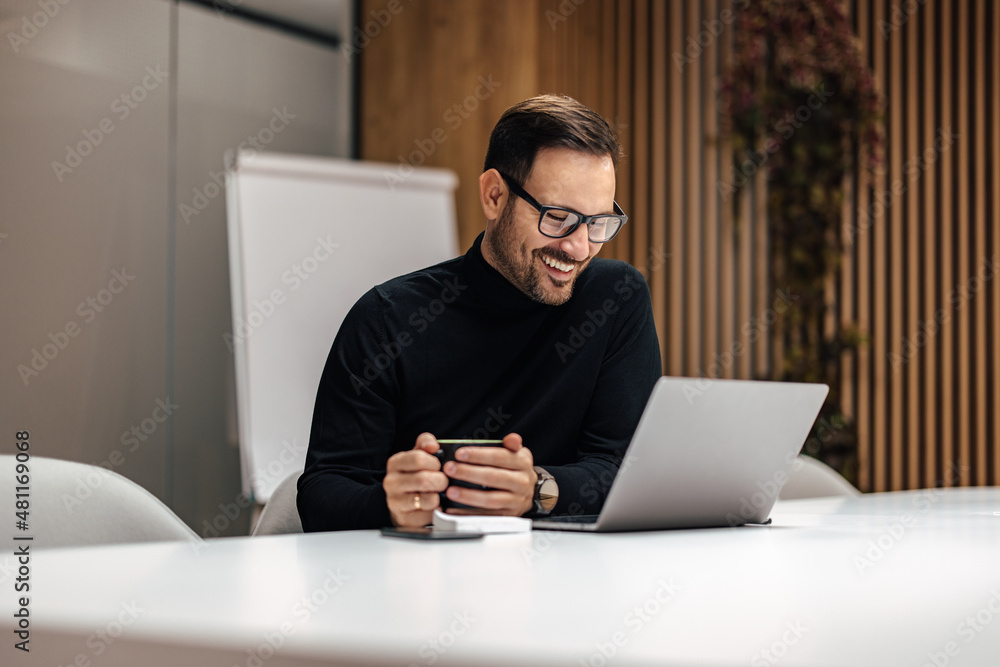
[498,172,628,243]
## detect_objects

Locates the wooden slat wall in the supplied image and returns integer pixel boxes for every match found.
[359,0,997,492]
[843,0,998,490]
[588,0,773,384]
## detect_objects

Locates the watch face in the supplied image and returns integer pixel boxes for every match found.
[538,478,558,512]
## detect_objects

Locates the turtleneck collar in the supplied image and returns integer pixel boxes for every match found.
[461,232,550,312]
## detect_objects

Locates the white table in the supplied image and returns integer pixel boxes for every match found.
[5,488,1000,666]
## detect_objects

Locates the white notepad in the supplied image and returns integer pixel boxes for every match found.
[432,510,531,533]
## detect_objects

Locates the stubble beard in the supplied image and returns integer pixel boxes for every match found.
[485,199,589,306]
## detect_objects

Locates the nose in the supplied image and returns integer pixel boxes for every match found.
[559,223,591,262]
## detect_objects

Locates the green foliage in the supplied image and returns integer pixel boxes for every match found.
[720,0,884,483]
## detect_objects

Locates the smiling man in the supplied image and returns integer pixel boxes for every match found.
[298,95,662,531]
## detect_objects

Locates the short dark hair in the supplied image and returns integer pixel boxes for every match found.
[483,95,622,185]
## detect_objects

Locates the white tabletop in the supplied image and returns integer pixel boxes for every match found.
[6,488,1000,667]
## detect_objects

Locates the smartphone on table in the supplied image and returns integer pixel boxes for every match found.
[379,526,485,540]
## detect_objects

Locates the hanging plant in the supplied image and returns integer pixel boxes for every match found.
[720,0,884,484]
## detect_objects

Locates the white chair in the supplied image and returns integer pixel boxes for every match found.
[251,470,303,536]
[0,455,200,549]
[779,455,861,500]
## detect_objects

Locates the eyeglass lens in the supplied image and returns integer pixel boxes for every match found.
[539,210,621,242]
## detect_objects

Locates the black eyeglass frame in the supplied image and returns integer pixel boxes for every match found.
[497,171,628,243]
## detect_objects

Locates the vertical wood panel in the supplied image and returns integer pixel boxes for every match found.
[888,0,904,490]
[719,0,736,380]
[839,166,854,423]
[921,0,938,488]
[872,0,888,491]
[753,174,768,377]
[738,189,753,379]
[993,0,1000,487]
[904,3,920,489]
[649,0,668,363]
[668,1,685,376]
[631,0,651,288]
[855,0,873,491]
[685,3,703,377]
[701,0,719,379]
[614,0,634,268]
[939,0,955,485]
[972,0,987,487]
[956,0,972,487]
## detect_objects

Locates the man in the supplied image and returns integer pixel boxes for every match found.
[297,95,661,531]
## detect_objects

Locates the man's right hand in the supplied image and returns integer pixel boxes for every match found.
[383,433,448,527]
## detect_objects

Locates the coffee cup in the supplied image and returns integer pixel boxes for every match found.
[434,439,504,510]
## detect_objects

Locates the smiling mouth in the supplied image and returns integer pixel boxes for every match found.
[540,254,575,277]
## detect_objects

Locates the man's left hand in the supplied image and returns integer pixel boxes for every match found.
[443,432,536,516]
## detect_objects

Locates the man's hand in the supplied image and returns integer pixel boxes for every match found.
[383,433,448,527]
[443,433,537,516]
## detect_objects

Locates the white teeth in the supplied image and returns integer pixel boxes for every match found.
[542,255,573,273]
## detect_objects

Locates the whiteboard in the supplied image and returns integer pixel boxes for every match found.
[226,152,459,502]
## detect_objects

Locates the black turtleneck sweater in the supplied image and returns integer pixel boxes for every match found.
[297,232,661,531]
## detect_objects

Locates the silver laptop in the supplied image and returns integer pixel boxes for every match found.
[532,376,829,532]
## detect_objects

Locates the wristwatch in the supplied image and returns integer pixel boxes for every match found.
[532,466,559,515]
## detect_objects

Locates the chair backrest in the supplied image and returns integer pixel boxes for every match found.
[0,455,200,549]
[779,455,862,500]
[251,470,303,536]
[226,153,458,504]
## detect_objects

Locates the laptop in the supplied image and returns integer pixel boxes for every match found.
[532,376,829,532]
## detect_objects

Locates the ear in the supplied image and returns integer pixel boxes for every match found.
[478,169,507,224]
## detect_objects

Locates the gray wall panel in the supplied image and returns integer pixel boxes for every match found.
[171,2,350,536]
[0,0,172,502]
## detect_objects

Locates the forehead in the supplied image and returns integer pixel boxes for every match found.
[523,147,616,213]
